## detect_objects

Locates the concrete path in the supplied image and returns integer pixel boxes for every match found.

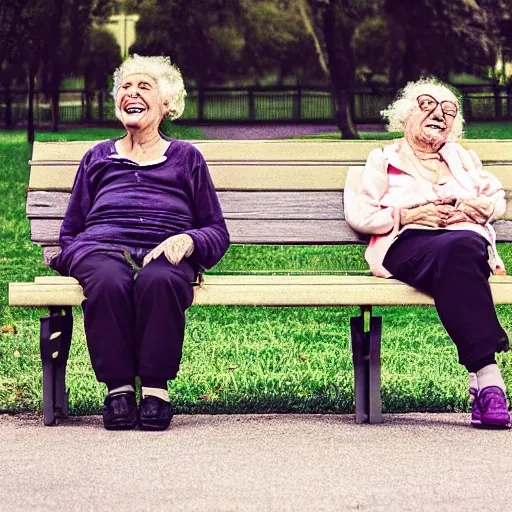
[1,412,510,511]
[198,123,383,140]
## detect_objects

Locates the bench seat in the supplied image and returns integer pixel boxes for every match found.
[9,274,512,307]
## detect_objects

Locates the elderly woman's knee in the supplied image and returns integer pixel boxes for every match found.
[437,233,490,274]
[135,264,187,291]
[74,256,133,297]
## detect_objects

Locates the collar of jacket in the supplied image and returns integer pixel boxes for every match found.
[383,139,479,200]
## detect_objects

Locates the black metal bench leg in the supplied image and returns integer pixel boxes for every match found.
[54,307,72,419]
[39,307,73,426]
[368,315,383,424]
[350,307,383,424]
[350,312,368,423]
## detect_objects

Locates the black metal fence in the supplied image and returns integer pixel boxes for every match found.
[2,85,512,126]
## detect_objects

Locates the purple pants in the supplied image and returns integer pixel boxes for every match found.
[382,229,509,371]
[72,253,195,388]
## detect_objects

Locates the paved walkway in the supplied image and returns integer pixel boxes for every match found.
[198,123,383,140]
[1,412,510,511]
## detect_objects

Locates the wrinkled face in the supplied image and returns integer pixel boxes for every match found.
[116,73,168,131]
[404,89,458,151]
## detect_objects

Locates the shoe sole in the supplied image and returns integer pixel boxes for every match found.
[471,421,511,430]
[104,418,137,431]
[138,420,172,431]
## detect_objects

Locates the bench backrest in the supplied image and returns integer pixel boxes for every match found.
[28,139,512,265]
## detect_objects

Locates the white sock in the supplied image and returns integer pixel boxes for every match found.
[476,364,506,392]
[468,372,478,391]
[108,384,134,395]
[142,386,170,402]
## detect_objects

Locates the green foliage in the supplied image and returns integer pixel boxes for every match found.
[382,0,504,85]
[131,0,245,84]
[351,14,405,88]
[82,27,122,91]
[131,0,319,85]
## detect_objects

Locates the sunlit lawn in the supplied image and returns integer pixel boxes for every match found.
[0,125,511,416]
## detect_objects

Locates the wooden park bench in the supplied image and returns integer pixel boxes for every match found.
[8,139,512,426]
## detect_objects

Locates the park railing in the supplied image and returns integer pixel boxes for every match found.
[2,84,512,126]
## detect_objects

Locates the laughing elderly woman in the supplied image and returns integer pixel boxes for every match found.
[345,78,510,429]
[50,55,229,431]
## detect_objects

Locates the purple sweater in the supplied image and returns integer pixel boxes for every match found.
[50,137,230,277]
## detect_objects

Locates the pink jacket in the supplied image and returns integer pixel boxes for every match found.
[344,140,507,278]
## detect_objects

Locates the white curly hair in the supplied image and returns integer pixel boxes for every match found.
[112,54,186,121]
[381,78,464,141]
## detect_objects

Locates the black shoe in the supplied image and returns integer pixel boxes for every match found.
[138,395,174,431]
[103,391,138,431]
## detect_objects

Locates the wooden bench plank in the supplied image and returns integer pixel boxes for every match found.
[27,188,512,222]
[32,139,512,162]
[29,164,352,192]
[32,140,390,163]
[31,139,512,164]
[30,218,368,245]
[10,275,512,307]
[28,161,512,193]
[27,191,346,220]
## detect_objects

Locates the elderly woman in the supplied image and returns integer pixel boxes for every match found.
[345,78,510,429]
[50,55,229,431]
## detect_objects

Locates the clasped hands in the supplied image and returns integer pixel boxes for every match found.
[399,197,494,228]
[143,233,194,267]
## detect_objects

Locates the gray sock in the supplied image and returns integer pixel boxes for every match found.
[108,384,135,395]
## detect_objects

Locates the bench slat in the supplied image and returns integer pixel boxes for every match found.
[31,139,512,164]
[29,164,351,192]
[27,191,345,220]
[31,140,389,163]
[27,161,512,193]
[30,218,368,245]
[9,275,512,307]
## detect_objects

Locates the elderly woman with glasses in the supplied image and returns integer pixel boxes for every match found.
[50,55,229,431]
[345,78,510,429]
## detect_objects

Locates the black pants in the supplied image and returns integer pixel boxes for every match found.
[72,253,195,388]
[382,230,509,371]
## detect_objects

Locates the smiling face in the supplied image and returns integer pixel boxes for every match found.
[116,73,169,133]
[404,87,458,152]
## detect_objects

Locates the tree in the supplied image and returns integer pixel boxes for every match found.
[300,0,508,138]
[299,0,379,139]
[131,0,245,85]
[0,0,42,130]
[383,0,505,85]
[38,0,116,131]
[241,0,320,85]
[81,27,122,121]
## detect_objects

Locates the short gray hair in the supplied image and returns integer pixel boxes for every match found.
[381,78,464,141]
[112,54,186,121]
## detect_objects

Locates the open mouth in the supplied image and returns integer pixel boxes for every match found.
[425,123,445,131]
[124,107,145,114]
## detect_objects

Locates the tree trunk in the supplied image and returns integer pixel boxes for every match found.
[51,89,59,132]
[333,87,358,140]
[98,90,104,122]
[27,66,35,144]
[85,90,92,122]
[4,87,13,129]
[322,2,359,139]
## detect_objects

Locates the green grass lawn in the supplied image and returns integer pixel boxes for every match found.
[1,125,511,416]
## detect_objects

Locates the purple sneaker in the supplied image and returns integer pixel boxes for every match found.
[472,386,511,429]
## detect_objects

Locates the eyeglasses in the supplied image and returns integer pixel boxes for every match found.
[417,94,458,118]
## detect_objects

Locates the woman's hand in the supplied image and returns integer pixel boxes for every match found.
[400,203,455,228]
[143,234,194,267]
[451,197,494,225]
